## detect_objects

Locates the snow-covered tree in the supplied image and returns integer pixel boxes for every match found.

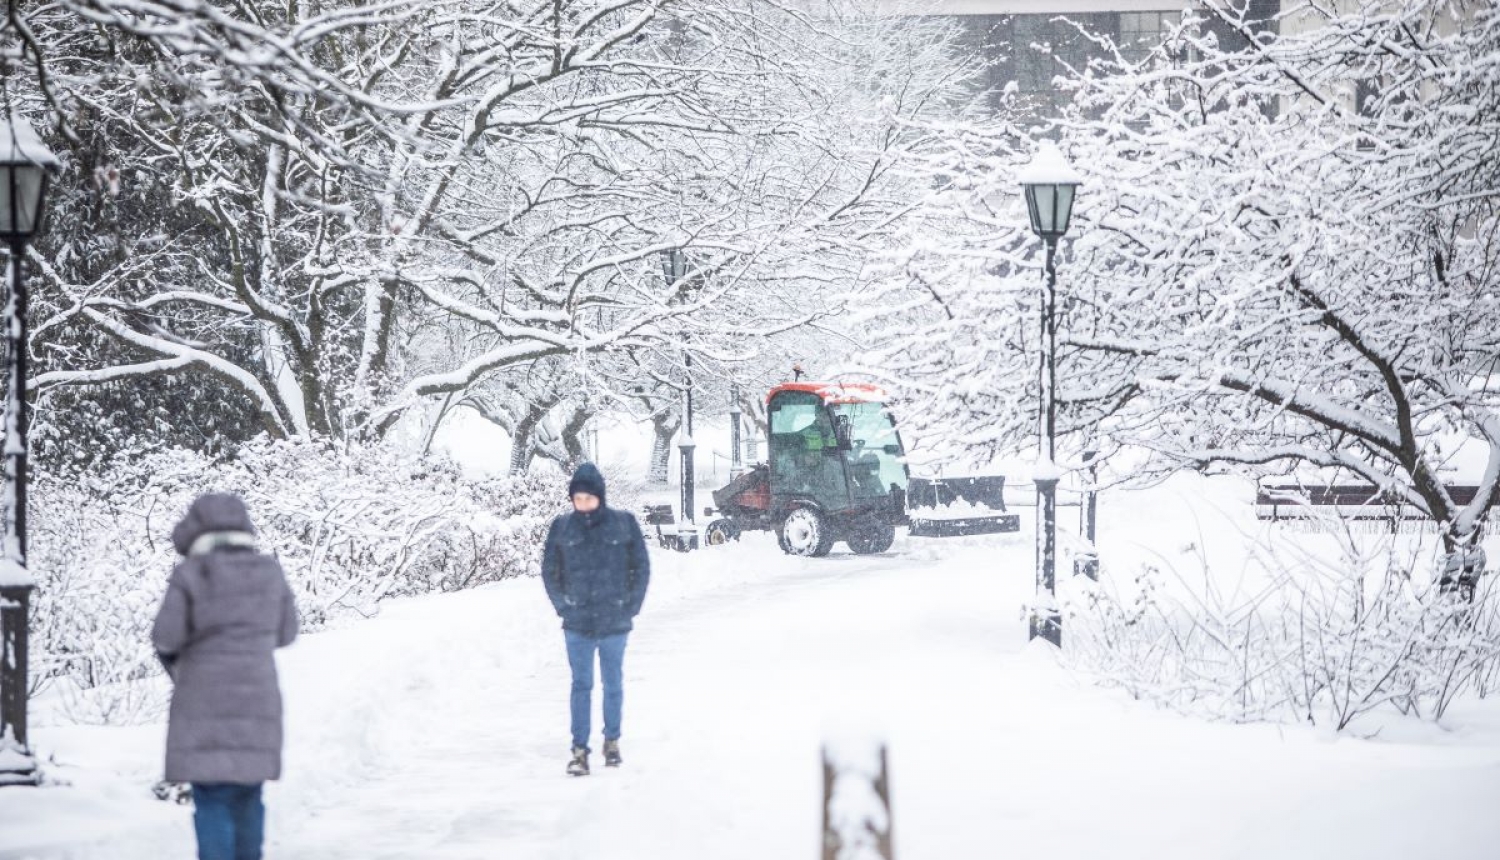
[10,1,978,466]
[862,0,1500,549]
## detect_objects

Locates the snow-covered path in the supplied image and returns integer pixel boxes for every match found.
[9,501,1500,859]
[276,541,951,859]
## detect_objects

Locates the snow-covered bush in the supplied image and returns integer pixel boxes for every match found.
[29,439,562,724]
[1067,530,1500,731]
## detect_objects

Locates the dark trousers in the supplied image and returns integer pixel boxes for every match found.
[190,782,265,860]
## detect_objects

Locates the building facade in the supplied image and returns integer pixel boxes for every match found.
[922,1,1282,115]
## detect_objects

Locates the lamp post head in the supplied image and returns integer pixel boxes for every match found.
[0,117,60,245]
[1018,141,1081,242]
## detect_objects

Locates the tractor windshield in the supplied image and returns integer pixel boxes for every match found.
[829,402,909,500]
[768,391,849,506]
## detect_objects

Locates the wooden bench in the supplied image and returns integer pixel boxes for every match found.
[643,504,676,527]
[1257,483,1493,599]
[641,504,698,551]
[1255,483,1481,524]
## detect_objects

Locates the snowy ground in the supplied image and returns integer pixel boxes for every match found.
[5,475,1500,859]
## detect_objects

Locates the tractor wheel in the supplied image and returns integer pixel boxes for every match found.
[705,519,739,546]
[778,508,834,557]
[846,522,896,555]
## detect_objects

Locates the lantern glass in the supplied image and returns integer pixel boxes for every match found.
[0,163,48,242]
[0,116,59,244]
[1023,182,1078,239]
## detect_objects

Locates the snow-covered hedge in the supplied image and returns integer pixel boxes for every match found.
[29,440,564,724]
[1066,533,1500,731]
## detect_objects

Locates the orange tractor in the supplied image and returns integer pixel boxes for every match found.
[699,381,1019,556]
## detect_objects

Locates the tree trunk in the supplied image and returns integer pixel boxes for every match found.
[509,402,547,475]
[421,391,459,456]
[649,412,680,485]
[559,407,591,468]
[739,392,766,464]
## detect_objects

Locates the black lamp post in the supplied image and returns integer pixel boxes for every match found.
[679,353,695,530]
[729,385,742,477]
[1074,447,1100,581]
[661,249,697,543]
[1019,141,1080,648]
[0,116,58,787]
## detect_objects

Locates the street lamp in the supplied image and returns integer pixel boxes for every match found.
[661,249,698,547]
[1019,141,1080,648]
[0,116,59,787]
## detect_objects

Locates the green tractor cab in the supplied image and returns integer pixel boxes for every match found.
[706,381,1019,556]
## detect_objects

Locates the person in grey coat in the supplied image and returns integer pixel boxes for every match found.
[151,493,299,860]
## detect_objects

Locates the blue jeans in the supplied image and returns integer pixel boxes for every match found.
[190,782,264,860]
[565,630,628,750]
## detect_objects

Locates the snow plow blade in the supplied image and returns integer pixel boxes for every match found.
[905,476,1020,538]
[908,514,1020,538]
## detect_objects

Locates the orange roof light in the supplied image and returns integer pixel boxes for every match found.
[768,381,889,405]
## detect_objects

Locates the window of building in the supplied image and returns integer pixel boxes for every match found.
[945,3,1280,119]
[1118,11,1178,65]
[1009,12,1116,116]
[945,14,1012,106]
[1197,0,1281,56]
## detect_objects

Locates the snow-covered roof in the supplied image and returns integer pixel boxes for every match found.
[0,557,32,588]
[0,116,59,170]
[1017,141,1081,186]
[770,381,889,405]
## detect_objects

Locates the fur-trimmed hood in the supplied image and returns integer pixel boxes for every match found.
[171,493,257,556]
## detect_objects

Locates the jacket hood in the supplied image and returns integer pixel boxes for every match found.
[172,493,257,556]
[567,462,607,508]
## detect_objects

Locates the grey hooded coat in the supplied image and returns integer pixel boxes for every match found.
[151,493,299,784]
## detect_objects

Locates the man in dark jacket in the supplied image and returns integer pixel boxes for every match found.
[152,493,299,860]
[542,463,651,776]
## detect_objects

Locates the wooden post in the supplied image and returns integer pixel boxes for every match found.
[821,743,895,860]
[821,750,837,860]
[873,745,894,860]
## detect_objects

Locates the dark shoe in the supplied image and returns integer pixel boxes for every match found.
[151,780,193,805]
[603,739,622,768]
[567,746,590,777]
